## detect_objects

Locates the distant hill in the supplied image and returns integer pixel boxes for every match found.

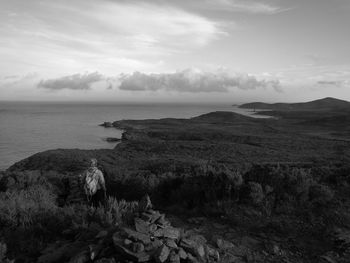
[191,111,254,123]
[239,97,350,110]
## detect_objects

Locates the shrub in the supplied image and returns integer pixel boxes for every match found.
[309,184,334,206]
[241,182,264,205]
[0,184,57,228]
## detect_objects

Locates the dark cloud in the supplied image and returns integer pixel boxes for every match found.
[119,69,282,93]
[38,72,104,90]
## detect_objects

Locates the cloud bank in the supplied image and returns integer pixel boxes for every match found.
[37,69,282,93]
[119,69,282,93]
[38,72,104,90]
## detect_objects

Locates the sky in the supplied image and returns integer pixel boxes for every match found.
[0,0,349,103]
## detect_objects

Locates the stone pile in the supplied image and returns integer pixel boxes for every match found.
[112,196,220,263]
[64,195,220,263]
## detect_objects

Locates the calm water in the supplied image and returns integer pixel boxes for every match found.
[0,102,263,170]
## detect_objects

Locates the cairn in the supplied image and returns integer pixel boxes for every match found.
[66,195,220,263]
[112,195,219,263]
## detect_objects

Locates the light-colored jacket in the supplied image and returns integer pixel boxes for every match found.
[84,167,106,196]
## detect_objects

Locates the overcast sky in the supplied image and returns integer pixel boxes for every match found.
[0,0,349,103]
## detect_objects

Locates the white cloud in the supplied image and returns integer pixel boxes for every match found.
[38,72,104,90]
[118,68,282,93]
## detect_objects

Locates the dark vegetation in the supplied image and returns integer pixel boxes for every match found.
[1,97,350,262]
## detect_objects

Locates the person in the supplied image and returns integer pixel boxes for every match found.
[83,158,107,207]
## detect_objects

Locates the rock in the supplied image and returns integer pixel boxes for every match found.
[135,218,150,234]
[154,245,170,263]
[195,244,206,260]
[156,214,168,226]
[153,228,164,238]
[163,227,180,240]
[180,238,206,261]
[114,236,151,262]
[149,224,158,234]
[141,210,162,223]
[132,243,145,253]
[120,228,151,245]
[178,248,187,260]
[187,253,200,263]
[216,238,235,250]
[145,239,163,252]
[188,234,207,244]
[165,239,178,249]
[221,253,242,263]
[207,247,220,262]
[168,250,180,263]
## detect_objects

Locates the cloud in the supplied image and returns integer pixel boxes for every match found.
[0,73,38,87]
[38,72,104,90]
[118,69,282,93]
[203,0,290,14]
[317,80,350,87]
[0,0,225,77]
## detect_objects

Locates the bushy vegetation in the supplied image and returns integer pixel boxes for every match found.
[0,183,138,261]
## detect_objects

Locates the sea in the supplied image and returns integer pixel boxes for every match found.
[0,101,265,170]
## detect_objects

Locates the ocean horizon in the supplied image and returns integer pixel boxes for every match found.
[0,101,267,170]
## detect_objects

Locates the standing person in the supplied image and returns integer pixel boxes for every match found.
[83,158,107,207]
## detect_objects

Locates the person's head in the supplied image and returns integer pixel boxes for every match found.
[89,158,98,168]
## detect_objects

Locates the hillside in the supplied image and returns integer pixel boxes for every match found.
[239,97,350,110]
